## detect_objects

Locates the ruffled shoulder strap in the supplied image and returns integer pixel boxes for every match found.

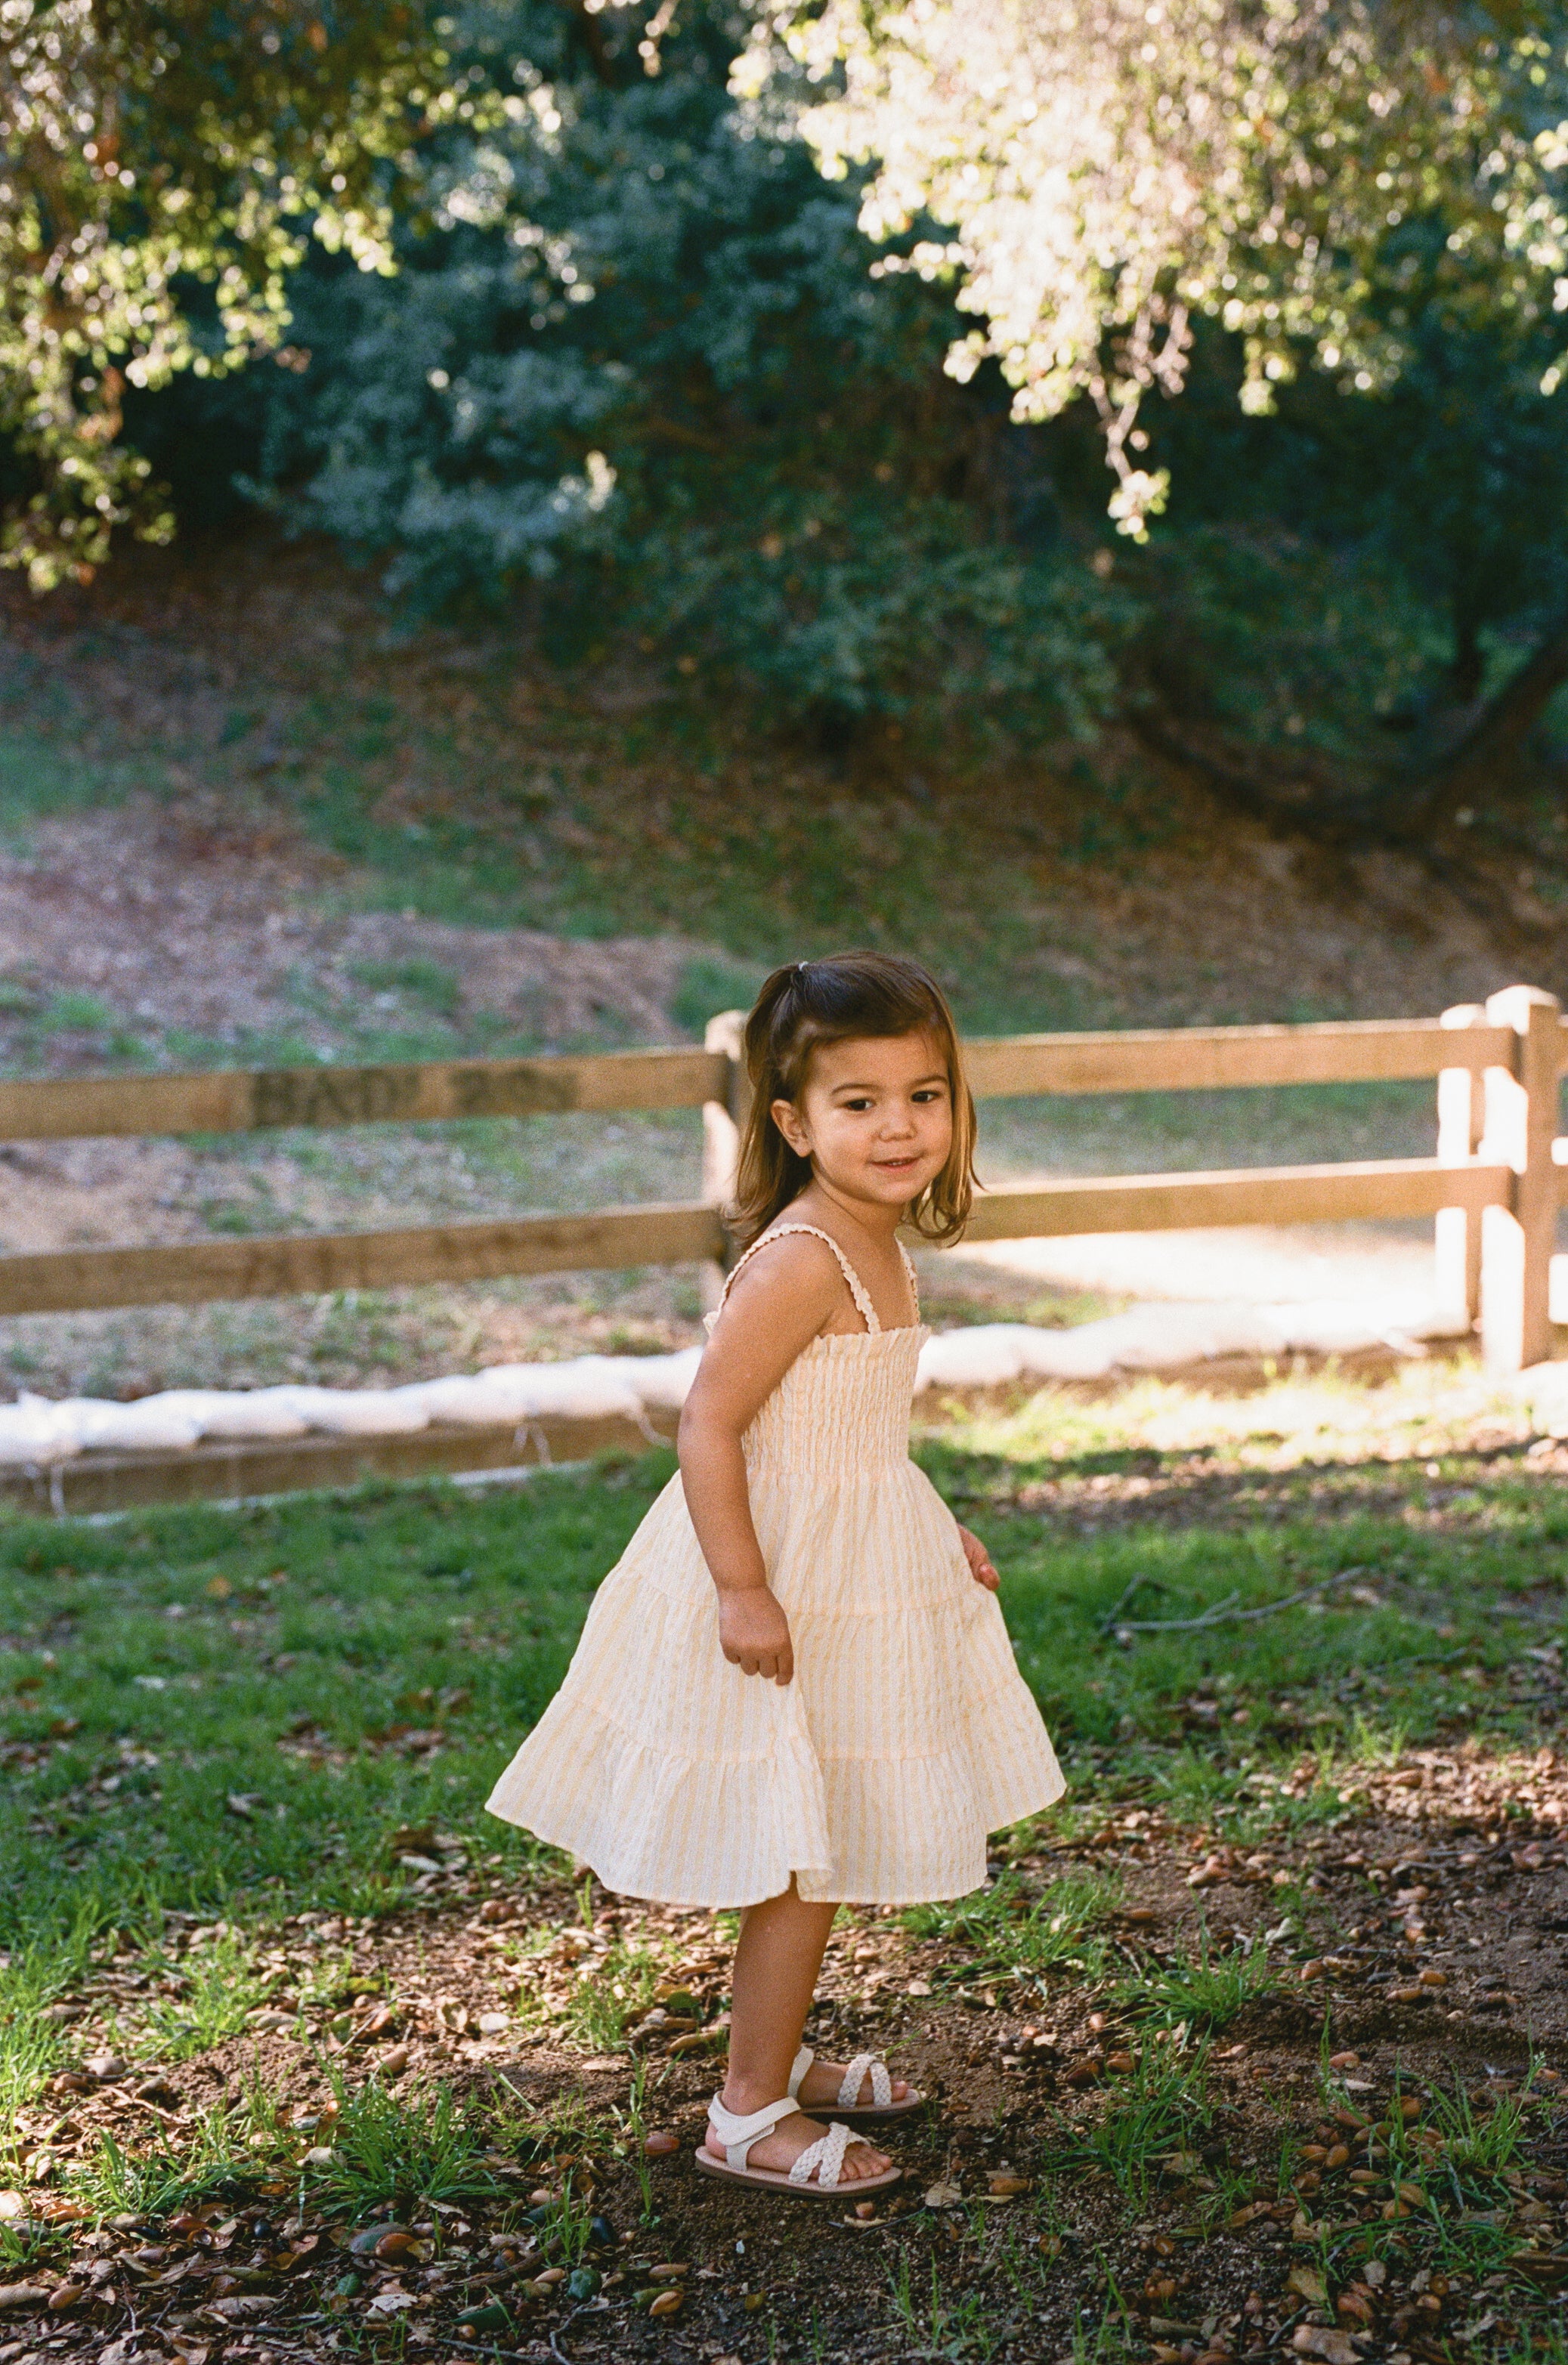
[718,1223,879,1334]
[897,1238,920,1322]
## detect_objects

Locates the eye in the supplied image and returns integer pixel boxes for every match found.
[841,1096,874,1111]
[912,1087,948,1103]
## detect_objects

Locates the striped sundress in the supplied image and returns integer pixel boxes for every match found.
[485,1223,1065,1906]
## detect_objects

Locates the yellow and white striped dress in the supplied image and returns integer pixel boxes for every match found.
[485,1224,1065,1907]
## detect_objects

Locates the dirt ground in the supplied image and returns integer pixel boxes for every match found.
[3,1752,1564,2365]
[0,533,1560,1037]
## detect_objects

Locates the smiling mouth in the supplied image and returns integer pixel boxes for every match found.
[873,1155,921,1172]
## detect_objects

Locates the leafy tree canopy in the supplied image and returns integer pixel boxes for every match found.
[752,2,1568,535]
[178,0,1127,750]
[0,0,435,587]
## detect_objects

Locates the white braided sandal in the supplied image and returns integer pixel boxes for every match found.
[692,2092,902,2198]
[787,2043,925,2128]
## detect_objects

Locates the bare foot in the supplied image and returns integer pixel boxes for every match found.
[796,2057,912,2111]
[706,2105,892,2184]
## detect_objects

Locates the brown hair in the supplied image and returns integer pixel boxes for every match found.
[731,951,977,1247]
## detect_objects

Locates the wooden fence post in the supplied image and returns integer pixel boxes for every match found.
[1436,1003,1486,1329]
[700,1010,750,1306]
[1480,984,1562,1374]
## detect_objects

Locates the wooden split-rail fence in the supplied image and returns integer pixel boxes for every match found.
[1,983,1562,1513]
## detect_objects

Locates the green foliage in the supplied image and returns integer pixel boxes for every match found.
[311,2075,501,2214]
[903,1867,1120,1983]
[0,1,435,587]
[1049,2045,1214,2202]
[139,1934,274,2060]
[146,0,1130,753]
[1115,1934,1279,2033]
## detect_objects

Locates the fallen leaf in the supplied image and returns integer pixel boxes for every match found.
[1509,2252,1568,2289]
[1291,2333,1357,2365]
[0,2286,51,2312]
[1288,2267,1328,2305]
[923,2182,963,2209]
[350,2224,410,2257]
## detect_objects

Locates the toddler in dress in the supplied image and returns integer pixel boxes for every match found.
[487,951,1063,2197]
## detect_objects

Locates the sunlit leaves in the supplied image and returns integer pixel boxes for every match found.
[750,2,1568,530]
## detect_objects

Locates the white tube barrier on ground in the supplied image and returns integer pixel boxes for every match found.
[0,1294,1477,1466]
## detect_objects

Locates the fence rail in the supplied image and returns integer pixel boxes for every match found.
[2,987,1563,1385]
[0,1016,1538,1144]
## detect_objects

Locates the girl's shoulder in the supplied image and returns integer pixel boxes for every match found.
[719,1219,875,1339]
[725,1222,849,1302]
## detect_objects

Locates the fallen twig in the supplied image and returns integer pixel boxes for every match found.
[1106,1566,1371,1639]
[1096,1573,1171,1634]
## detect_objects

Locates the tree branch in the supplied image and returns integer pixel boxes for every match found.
[1409,611,1568,831]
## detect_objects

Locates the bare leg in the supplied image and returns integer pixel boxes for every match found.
[706,1881,895,2182]
[723,1884,837,2113]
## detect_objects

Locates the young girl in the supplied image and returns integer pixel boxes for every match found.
[487,953,1063,2197]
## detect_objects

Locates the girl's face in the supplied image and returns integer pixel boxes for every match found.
[771,1029,954,1212]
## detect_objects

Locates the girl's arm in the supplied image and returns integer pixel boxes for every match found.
[677,1237,842,1686]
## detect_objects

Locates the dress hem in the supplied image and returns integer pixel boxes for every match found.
[484,1771,1069,1913]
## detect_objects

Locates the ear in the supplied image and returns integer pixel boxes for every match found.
[770,1095,812,1158]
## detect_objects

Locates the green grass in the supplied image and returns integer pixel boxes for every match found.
[311,2074,502,2215]
[1115,1934,1279,2032]
[138,1931,274,2058]
[1049,2045,1215,2202]
[0,1419,1565,2167]
[3,1428,1564,1973]
[903,1867,1121,1985]
[0,1464,654,1958]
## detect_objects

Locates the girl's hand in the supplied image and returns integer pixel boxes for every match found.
[957,1524,1000,1591]
[719,1587,795,1683]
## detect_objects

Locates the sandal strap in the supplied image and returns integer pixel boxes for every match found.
[837,2051,893,2110]
[787,2120,867,2190]
[707,2091,799,2172]
[787,2044,815,2101]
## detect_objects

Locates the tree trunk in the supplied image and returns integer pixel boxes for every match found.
[1130,606,1568,851]
[1409,607,1568,833]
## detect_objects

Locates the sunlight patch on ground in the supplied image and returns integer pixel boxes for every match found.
[932,1353,1531,1470]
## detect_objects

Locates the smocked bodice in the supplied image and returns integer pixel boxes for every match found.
[741,1323,926,1480]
